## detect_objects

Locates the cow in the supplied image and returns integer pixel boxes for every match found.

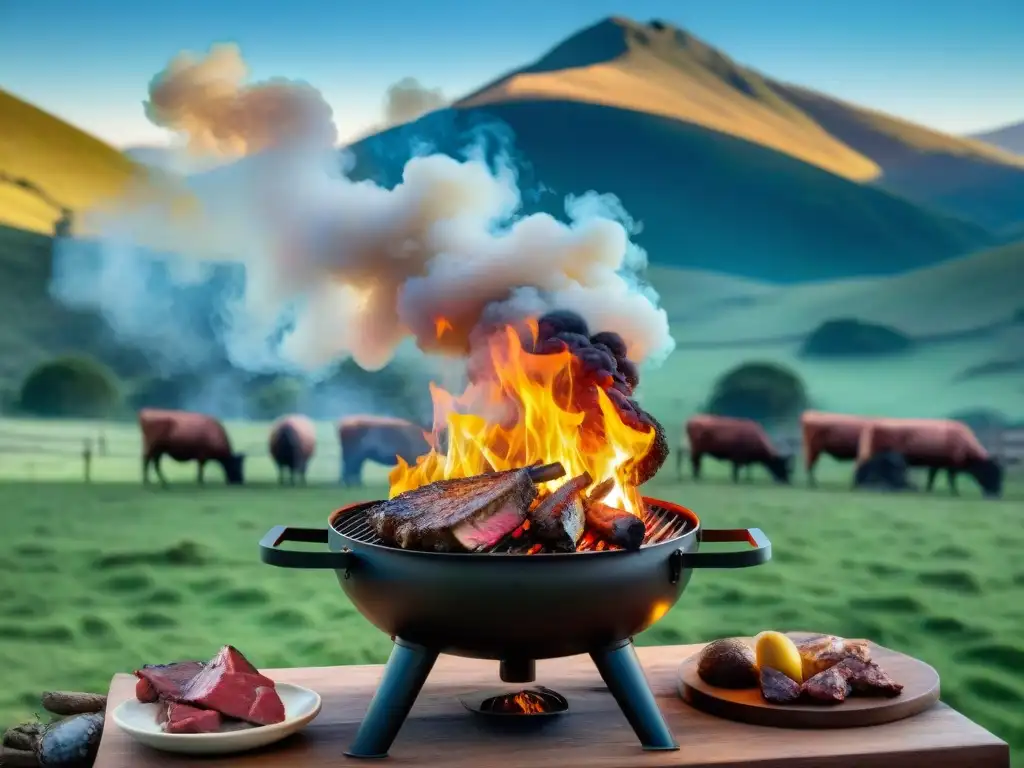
[138,409,245,486]
[338,416,431,487]
[269,414,317,486]
[801,411,872,486]
[685,414,794,484]
[856,418,1004,497]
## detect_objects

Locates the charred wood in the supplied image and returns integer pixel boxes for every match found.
[585,501,645,551]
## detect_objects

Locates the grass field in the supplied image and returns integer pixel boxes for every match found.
[1,418,1023,763]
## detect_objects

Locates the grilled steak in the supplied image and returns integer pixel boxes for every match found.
[835,658,903,697]
[157,700,223,734]
[134,661,206,702]
[794,634,871,680]
[760,666,802,704]
[179,646,285,726]
[802,666,851,704]
[368,469,538,552]
[529,472,589,552]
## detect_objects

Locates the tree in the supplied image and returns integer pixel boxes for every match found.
[247,377,305,420]
[18,356,122,418]
[705,361,808,424]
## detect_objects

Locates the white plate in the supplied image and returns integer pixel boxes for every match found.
[111,683,321,755]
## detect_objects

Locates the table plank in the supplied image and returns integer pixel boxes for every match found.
[95,644,1010,768]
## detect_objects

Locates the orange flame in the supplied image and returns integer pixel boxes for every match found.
[510,691,546,714]
[389,322,655,515]
[434,317,454,339]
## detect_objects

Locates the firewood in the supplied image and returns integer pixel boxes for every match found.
[586,477,615,504]
[528,472,589,552]
[584,501,645,551]
[0,745,39,767]
[41,691,107,716]
[2,724,42,752]
[525,463,565,484]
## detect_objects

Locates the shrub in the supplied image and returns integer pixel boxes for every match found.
[705,361,808,423]
[247,377,305,420]
[128,373,203,411]
[799,318,912,358]
[18,356,122,417]
[947,408,1009,433]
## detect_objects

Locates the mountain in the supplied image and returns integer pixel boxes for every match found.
[346,17,994,281]
[0,89,147,235]
[971,121,1024,156]
[452,17,1024,234]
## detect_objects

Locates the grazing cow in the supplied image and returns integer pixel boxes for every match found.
[801,411,872,486]
[685,415,794,484]
[338,416,431,487]
[269,414,317,485]
[854,451,915,492]
[138,409,245,486]
[857,418,1003,497]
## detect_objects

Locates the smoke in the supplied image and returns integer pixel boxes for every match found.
[144,43,338,158]
[51,46,675,406]
[383,77,448,127]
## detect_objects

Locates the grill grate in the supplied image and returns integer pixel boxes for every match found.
[333,500,693,552]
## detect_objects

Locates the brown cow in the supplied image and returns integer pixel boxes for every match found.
[685,415,794,484]
[338,416,431,487]
[801,410,873,486]
[269,414,317,485]
[857,418,1003,497]
[138,409,245,486]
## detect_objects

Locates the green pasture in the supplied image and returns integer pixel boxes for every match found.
[1,418,1023,762]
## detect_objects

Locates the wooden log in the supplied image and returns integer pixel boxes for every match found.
[41,691,107,716]
[528,472,590,552]
[586,477,615,504]
[0,746,39,767]
[584,501,645,551]
[2,724,41,752]
[526,463,566,484]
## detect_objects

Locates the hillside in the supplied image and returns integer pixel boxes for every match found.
[349,96,991,281]
[972,121,1024,156]
[0,89,146,234]
[451,17,1024,233]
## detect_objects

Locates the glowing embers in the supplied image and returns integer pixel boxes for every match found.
[460,686,568,718]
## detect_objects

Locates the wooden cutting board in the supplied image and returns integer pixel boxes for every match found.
[678,635,941,729]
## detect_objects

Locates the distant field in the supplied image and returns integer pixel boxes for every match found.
[0,435,1022,761]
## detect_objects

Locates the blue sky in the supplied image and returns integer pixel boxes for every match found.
[1,0,1021,147]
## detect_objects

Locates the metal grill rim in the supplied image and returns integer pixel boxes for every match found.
[331,501,693,552]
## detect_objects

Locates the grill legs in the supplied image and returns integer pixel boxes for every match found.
[345,639,438,759]
[590,641,679,751]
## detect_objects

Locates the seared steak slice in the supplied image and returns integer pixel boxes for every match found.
[134,661,205,702]
[802,666,850,704]
[836,658,903,697]
[157,700,223,734]
[793,634,871,680]
[368,469,537,552]
[760,666,802,704]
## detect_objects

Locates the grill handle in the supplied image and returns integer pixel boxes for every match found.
[675,528,771,570]
[259,526,355,570]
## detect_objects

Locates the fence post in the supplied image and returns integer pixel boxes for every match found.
[97,431,107,457]
[83,438,93,483]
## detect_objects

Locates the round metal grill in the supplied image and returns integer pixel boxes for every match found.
[331,500,694,552]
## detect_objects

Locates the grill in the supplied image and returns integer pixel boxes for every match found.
[331,500,693,551]
[260,497,771,758]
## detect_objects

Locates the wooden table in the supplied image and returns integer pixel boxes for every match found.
[95,644,1010,767]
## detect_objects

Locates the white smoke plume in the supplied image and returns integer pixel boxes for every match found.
[144,43,338,158]
[383,77,448,127]
[57,48,675,381]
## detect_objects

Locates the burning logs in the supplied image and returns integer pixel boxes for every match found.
[584,501,646,551]
[528,472,590,552]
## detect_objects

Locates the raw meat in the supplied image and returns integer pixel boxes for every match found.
[134,661,205,703]
[760,666,802,704]
[368,468,538,552]
[157,700,223,734]
[179,646,285,725]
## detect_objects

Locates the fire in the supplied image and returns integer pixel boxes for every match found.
[389,320,655,516]
[508,691,547,714]
[434,317,453,339]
